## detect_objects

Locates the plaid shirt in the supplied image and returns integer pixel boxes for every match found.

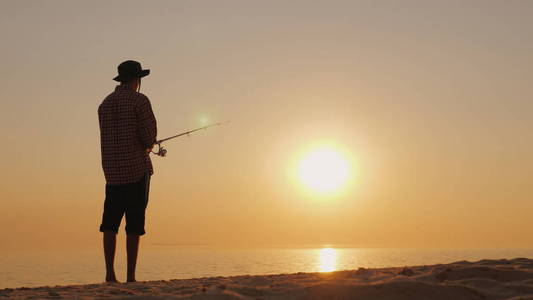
[98,85,157,185]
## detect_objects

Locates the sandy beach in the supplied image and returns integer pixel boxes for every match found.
[3,258,533,299]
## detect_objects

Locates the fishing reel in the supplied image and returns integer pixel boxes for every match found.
[151,142,167,157]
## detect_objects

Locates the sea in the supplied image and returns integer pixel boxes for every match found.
[2,247,533,289]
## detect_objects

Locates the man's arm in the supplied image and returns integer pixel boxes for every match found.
[135,96,157,150]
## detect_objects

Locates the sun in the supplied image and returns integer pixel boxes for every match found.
[297,146,350,194]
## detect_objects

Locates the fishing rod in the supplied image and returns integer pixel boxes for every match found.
[151,122,226,157]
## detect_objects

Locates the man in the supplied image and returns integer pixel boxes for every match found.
[98,60,157,283]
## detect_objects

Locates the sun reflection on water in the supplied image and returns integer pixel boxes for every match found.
[318,248,337,272]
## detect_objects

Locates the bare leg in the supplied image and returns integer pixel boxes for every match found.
[103,231,118,282]
[126,234,140,282]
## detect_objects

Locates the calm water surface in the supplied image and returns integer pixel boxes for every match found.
[2,247,533,288]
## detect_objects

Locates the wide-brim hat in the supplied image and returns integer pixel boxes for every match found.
[113,60,150,82]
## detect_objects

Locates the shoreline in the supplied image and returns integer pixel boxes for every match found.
[3,258,533,299]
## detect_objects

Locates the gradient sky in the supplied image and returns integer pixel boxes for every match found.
[1,0,532,250]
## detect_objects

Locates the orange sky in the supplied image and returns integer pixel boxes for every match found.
[1,0,532,250]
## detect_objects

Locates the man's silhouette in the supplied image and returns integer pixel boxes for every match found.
[98,60,157,282]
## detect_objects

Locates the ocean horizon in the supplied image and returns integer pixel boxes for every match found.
[3,247,533,289]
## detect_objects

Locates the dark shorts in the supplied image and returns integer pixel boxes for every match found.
[99,173,151,235]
